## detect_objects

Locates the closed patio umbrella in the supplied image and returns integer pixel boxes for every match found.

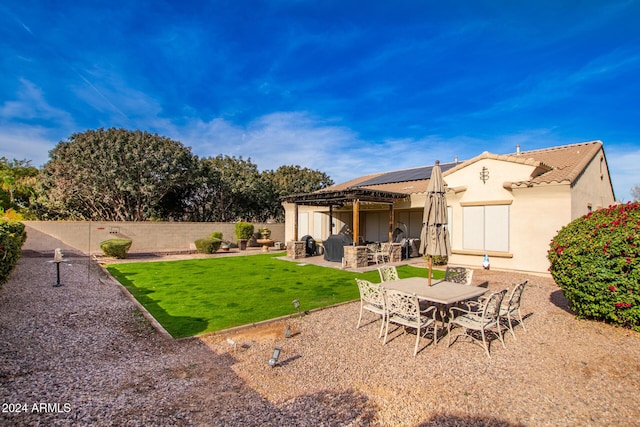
[419,160,451,285]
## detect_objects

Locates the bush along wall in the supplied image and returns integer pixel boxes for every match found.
[0,220,27,287]
[548,202,640,331]
[100,238,133,259]
[194,235,222,254]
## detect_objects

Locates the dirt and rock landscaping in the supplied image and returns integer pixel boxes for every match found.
[1,251,639,426]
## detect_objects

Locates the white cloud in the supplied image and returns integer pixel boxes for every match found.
[0,124,57,166]
[0,79,75,166]
[1,85,635,202]
[177,112,359,179]
[174,113,593,187]
[0,79,74,125]
[605,145,640,202]
[175,112,473,184]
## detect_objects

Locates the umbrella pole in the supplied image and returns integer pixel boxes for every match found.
[428,256,433,286]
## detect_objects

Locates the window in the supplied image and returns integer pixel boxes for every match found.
[462,204,509,252]
[298,212,309,238]
[313,212,324,240]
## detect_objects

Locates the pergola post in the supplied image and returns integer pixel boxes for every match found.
[388,204,394,242]
[353,199,360,245]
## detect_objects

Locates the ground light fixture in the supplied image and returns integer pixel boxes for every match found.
[49,248,65,287]
[226,337,237,351]
[268,347,282,367]
[292,299,302,317]
[284,326,292,338]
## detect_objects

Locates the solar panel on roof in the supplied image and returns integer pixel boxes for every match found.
[355,162,457,187]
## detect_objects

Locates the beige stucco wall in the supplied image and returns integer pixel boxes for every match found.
[570,148,616,218]
[23,221,285,255]
[502,184,572,273]
[443,158,573,274]
[444,157,535,200]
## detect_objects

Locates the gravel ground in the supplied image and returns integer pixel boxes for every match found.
[1,252,639,426]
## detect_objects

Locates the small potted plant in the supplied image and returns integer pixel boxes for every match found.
[235,222,254,250]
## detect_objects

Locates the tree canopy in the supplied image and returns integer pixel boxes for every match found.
[32,128,334,222]
[0,157,39,215]
[40,128,195,221]
[183,155,263,222]
[260,165,334,221]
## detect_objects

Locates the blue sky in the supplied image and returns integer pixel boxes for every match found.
[1,1,639,200]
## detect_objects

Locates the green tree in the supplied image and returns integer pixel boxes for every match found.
[40,128,195,221]
[0,157,39,214]
[260,165,334,221]
[183,155,262,222]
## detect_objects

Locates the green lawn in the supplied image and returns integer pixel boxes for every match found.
[106,252,442,338]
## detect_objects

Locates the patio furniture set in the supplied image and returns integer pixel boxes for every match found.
[356,265,528,357]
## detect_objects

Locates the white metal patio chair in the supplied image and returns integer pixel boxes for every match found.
[444,266,473,285]
[355,278,386,338]
[383,288,438,356]
[500,280,528,339]
[447,289,507,358]
[373,242,392,264]
[378,265,399,282]
[366,243,379,264]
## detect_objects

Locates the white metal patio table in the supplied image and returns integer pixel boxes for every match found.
[382,277,488,342]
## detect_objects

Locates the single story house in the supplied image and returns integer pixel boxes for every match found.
[282,140,615,275]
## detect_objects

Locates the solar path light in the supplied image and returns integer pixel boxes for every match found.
[268,347,282,367]
[292,299,302,317]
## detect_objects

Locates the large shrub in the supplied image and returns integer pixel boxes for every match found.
[100,238,133,259]
[194,236,222,254]
[548,202,640,330]
[0,220,27,287]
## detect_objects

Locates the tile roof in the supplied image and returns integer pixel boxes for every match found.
[509,140,603,186]
[320,140,605,195]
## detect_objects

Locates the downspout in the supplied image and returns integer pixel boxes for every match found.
[294,204,299,241]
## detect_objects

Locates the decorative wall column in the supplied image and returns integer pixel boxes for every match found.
[287,241,306,259]
[344,245,368,268]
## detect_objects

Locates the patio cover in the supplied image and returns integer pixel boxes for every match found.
[282,187,409,245]
[282,187,409,206]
